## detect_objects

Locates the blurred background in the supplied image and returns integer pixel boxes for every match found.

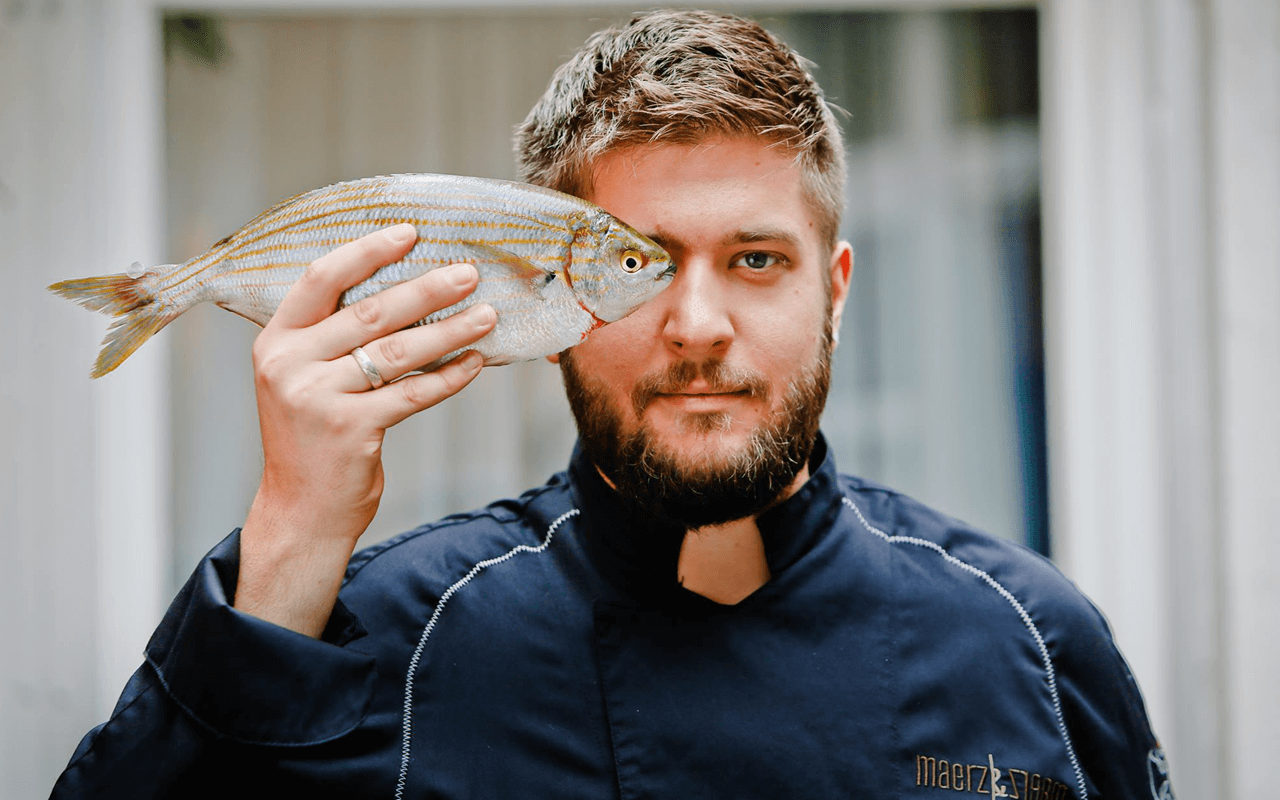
[2,1,1276,797]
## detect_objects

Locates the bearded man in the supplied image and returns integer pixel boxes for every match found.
[54,9,1169,799]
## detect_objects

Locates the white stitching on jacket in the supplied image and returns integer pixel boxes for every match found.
[394,508,580,800]
[841,495,1089,800]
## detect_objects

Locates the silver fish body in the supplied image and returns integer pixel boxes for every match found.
[51,173,675,377]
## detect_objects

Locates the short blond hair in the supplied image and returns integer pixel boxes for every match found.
[515,9,846,249]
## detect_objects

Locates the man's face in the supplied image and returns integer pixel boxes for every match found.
[558,137,852,527]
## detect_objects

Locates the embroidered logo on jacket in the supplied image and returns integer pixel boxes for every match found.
[915,753,1072,799]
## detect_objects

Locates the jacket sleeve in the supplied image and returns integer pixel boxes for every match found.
[1050,594,1174,800]
[49,530,378,800]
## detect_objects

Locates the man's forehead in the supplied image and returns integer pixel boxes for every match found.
[579,137,835,267]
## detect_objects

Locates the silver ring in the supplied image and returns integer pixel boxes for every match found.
[350,346,385,390]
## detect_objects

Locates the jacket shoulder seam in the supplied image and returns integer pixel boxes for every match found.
[840,493,1090,800]
[344,482,566,584]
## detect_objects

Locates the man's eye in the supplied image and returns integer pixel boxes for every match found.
[734,252,779,270]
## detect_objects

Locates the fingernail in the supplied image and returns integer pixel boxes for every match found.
[388,224,416,243]
[469,303,496,326]
[462,351,484,370]
[446,262,477,286]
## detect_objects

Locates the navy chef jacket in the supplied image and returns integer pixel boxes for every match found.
[52,435,1172,799]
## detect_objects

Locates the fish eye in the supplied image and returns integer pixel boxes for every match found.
[620,249,646,273]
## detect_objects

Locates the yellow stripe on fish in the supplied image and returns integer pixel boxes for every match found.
[50,173,675,378]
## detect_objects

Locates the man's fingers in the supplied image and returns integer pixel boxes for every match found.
[309,261,481,361]
[334,303,497,392]
[364,350,487,428]
[270,224,419,332]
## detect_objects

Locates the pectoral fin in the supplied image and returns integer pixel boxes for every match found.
[457,242,556,296]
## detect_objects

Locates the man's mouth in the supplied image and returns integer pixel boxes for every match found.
[657,388,751,399]
[648,387,755,417]
[631,361,769,413]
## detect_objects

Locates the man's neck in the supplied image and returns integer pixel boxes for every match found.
[675,462,812,605]
[677,517,770,604]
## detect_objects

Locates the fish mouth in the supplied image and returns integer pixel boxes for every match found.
[659,263,677,279]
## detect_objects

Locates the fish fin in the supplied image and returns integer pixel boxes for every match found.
[215,301,269,328]
[457,242,553,294]
[481,353,517,367]
[49,272,183,378]
[49,273,151,315]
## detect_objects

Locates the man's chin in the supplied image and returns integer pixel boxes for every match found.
[642,405,756,442]
[598,423,810,528]
[636,423,759,470]
[643,442,752,483]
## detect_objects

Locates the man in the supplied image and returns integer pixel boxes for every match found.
[53,10,1169,799]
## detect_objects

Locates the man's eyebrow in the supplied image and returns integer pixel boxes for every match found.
[643,228,802,251]
[722,228,801,248]
[645,231,678,252]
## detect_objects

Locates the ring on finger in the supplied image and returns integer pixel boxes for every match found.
[350,346,386,390]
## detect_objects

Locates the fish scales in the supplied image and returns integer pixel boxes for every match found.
[214,189,576,286]
[50,173,675,378]
[165,179,577,287]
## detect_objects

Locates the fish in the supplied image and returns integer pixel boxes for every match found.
[50,173,676,378]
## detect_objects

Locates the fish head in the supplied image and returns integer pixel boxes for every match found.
[570,212,675,322]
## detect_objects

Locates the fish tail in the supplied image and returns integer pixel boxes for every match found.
[49,270,186,377]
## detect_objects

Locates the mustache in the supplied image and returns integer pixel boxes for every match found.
[630,359,770,413]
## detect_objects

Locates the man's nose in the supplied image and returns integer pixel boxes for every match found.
[660,261,734,359]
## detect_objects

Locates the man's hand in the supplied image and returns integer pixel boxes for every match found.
[235,223,496,637]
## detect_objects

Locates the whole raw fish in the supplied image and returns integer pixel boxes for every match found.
[50,173,675,378]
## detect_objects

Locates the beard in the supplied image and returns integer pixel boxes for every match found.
[559,321,833,529]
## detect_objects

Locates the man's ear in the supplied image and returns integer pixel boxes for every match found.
[545,353,561,364]
[829,242,853,349]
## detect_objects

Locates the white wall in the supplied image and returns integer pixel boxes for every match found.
[1208,3,1280,796]
[0,0,168,794]
[1042,0,1280,796]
